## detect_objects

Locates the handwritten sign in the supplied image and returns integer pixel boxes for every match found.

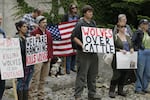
[81,26,115,53]
[116,52,137,69]
[26,35,48,66]
[0,38,24,80]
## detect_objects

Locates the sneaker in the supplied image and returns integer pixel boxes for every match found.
[135,91,145,95]
[71,68,77,72]
[109,92,116,98]
[75,96,82,100]
[118,91,127,97]
[66,71,70,74]
[88,94,101,100]
[143,90,150,93]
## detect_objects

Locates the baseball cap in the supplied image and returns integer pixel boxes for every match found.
[139,19,149,25]
[36,16,45,24]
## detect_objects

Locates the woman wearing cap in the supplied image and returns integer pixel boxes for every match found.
[132,19,150,94]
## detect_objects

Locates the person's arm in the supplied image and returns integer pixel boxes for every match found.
[113,25,117,34]
[61,14,68,22]
[47,31,53,60]
[73,37,83,48]
[71,21,82,49]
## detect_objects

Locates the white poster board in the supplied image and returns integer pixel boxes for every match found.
[26,35,48,66]
[81,26,115,53]
[116,52,137,69]
[0,38,24,80]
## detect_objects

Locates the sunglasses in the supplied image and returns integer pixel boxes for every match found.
[71,7,77,9]
[119,26,126,28]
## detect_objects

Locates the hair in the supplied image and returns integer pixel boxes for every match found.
[81,5,93,15]
[0,13,2,17]
[33,8,41,16]
[118,14,126,21]
[69,3,77,13]
[15,21,26,31]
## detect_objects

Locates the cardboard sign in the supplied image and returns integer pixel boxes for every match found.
[116,52,137,69]
[81,26,115,53]
[0,38,24,80]
[26,35,48,66]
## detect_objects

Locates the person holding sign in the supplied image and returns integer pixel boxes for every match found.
[71,5,101,100]
[29,16,53,100]
[132,19,150,94]
[0,13,6,100]
[15,21,32,100]
[109,22,134,98]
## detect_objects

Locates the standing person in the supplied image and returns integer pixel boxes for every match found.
[15,21,31,100]
[108,23,134,98]
[22,8,42,36]
[113,14,133,38]
[71,5,101,100]
[0,13,6,100]
[62,3,80,74]
[114,14,135,85]
[132,19,150,94]
[22,8,42,98]
[29,16,53,100]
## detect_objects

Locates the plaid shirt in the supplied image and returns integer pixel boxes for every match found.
[22,13,37,36]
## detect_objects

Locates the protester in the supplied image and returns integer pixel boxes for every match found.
[114,14,136,85]
[109,22,134,98]
[132,19,150,94]
[71,5,101,100]
[22,8,42,99]
[61,3,80,74]
[29,16,53,100]
[113,14,133,38]
[0,13,6,100]
[15,21,31,100]
[22,8,42,36]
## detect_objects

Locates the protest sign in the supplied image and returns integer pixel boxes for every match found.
[0,38,24,80]
[81,26,115,53]
[116,52,137,69]
[26,35,48,66]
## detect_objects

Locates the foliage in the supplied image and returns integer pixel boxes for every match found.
[15,0,150,29]
[14,0,34,19]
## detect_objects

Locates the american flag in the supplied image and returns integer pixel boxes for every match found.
[47,20,77,56]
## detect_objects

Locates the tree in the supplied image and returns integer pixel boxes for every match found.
[15,0,150,29]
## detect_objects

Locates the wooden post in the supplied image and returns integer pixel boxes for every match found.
[64,57,66,74]
[12,79,18,100]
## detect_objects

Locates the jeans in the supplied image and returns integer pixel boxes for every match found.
[66,55,76,73]
[135,49,150,92]
[17,65,34,91]
[0,75,5,100]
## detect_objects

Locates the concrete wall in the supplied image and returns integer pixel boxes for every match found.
[0,0,64,37]
[0,0,18,36]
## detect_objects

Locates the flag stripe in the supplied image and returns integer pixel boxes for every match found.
[47,20,77,56]
[53,44,72,49]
